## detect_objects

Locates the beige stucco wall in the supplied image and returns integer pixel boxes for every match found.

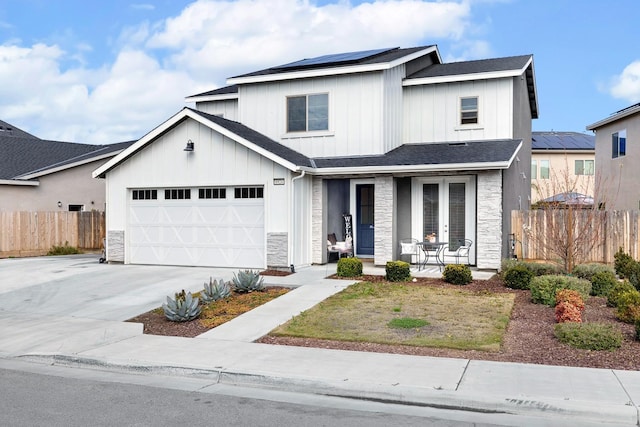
[0,159,110,212]
[531,151,595,202]
[593,114,640,210]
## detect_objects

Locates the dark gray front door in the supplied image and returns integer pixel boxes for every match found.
[356,184,374,255]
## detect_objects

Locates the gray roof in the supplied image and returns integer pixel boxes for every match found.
[190,109,519,171]
[233,46,433,78]
[0,119,40,139]
[312,139,522,169]
[188,109,314,168]
[1,135,134,180]
[532,131,594,151]
[407,55,532,79]
[188,85,238,98]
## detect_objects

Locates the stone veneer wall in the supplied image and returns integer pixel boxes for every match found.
[266,232,288,268]
[107,230,124,263]
[311,177,324,264]
[476,171,503,270]
[374,176,394,266]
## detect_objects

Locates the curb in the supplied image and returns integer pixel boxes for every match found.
[19,354,638,425]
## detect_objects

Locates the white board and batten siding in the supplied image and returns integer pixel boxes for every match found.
[237,72,391,159]
[403,78,515,143]
[104,118,300,268]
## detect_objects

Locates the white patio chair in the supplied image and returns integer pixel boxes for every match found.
[399,238,420,268]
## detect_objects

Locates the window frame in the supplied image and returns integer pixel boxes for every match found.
[460,96,479,125]
[575,159,594,176]
[531,159,538,180]
[286,93,329,133]
[612,129,627,158]
[539,160,550,179]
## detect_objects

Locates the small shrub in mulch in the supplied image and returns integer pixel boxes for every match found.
[554,322,622,351]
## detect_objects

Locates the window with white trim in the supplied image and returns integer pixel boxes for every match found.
[460,97,478,125]
[287,93,328,132]
[531,160,537,179]
[132,189,157,200]
[575,160,594,175]
[612,129,626,158]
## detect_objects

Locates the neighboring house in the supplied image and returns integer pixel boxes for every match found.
[0,120,133,211]
[587,102,640,210]
[94,46,538,270]
[530,131,595,203]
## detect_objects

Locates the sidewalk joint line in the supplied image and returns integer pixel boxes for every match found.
[611,369,640,426]
[455,359,471,391]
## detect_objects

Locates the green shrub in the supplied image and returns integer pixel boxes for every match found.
[500,258,520,275]
[47,241,81,256]
[385,261,411,282]
[590,271,618,297]
[337,257,363,277]
[503,265,534,290]
[530,275,591,306]
[526,262,564,276]
[614,247,635,277]
[554,322,622,351]
[615,289,640,323]
[442,264,472,285]
[572,263,615,282]
[607,280,637,307]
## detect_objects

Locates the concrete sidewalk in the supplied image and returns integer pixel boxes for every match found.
[1,257,639,425]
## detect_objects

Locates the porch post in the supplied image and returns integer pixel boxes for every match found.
[311,176,327,264]
[374,175,394,266]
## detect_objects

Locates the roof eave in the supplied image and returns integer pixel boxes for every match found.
[185,93,239,103]
[587,104,640,130]
[403,68,524,86]
[0,179,39,186]
[307,161,512,176]
[18,151,123,180]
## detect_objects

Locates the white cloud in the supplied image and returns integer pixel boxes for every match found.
[0,0,481,144]
[609,60,640,103]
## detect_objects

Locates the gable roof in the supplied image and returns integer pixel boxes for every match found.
[532,131,595,151]
[1,136,133,181]
[227,45,440,85]
[185,85,239,103]
[0,119,40,139]
[587,102,640,130]
[93,108,315,178]
[405,54,538,119]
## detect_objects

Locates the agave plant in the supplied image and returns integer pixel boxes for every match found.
[201,277,231,303]
[232,269,265,293]
[162,290,201,322]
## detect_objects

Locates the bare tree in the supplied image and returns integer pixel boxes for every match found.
[523,155,615,272]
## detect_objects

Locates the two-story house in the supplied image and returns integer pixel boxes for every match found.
[94,45,538,270]
[531,131,595,204]
[587,103,640,211]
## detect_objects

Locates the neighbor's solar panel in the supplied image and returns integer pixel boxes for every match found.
[531,132,594,150]
[273,47,396,70]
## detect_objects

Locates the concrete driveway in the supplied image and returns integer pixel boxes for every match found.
[0,255,242,321]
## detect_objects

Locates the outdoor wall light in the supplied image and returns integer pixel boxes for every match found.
[57,201,62,208]
[184,139,195,152]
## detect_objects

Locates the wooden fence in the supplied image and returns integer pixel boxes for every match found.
[511,210,639,264]
[0,211,105,258]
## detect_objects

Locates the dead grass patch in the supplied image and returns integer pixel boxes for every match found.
[270,281,514,351]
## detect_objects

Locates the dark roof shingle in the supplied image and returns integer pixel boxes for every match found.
[407,55,532,79]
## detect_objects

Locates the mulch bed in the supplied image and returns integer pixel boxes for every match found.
[129,274,640,370]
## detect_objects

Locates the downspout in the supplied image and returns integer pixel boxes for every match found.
[289,170,306,272]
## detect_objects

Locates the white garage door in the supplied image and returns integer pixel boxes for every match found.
[128,187,264,268]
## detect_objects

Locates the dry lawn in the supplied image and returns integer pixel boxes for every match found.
[270,281,514,351]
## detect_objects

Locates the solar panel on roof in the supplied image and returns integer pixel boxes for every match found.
[273,47,396,70]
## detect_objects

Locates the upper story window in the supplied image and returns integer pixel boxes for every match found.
[532,159,550,179]
[612,129,626,158]
[531,160,537,179]
[575,160,594,175]
[287,93,328,132]
[460,97,478,125]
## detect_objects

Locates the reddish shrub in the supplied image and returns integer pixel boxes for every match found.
[555,289,585,312]
[555,301,583,323]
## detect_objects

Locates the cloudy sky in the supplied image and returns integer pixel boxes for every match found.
[1,0,639,144]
